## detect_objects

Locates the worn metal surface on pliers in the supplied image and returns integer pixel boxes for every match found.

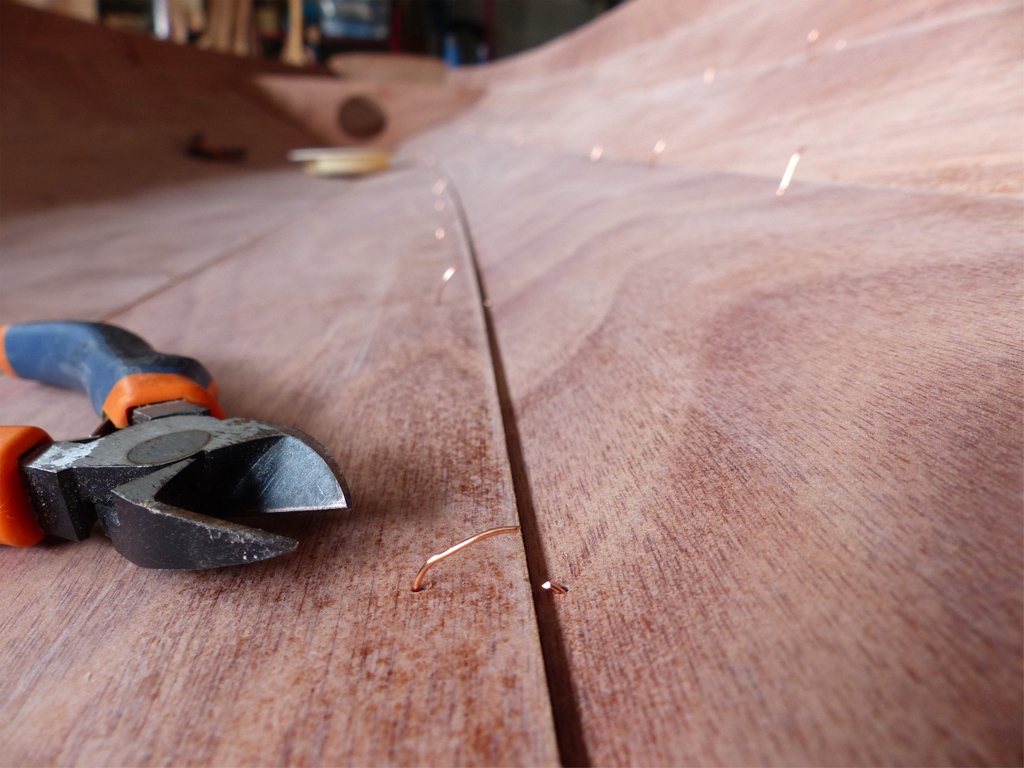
[0,322,350,569]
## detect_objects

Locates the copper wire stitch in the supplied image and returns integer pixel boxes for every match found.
[411,525,521,592]
[435,266,459,305]
[777,146,807,196]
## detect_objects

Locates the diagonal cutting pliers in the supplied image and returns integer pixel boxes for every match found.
[0,322,350,569]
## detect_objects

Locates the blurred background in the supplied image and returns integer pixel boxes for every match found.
[12,0,623,64]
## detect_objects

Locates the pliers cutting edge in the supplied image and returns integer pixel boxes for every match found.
[0,322,350,569]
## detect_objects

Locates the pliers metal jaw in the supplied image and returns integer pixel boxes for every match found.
[20,400,350,569]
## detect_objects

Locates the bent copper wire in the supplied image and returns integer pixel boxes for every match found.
[436,266,459,305]
[542,581,569,595]
[411,525,521,592]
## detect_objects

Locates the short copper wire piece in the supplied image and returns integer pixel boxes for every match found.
[777,146,807,196]
[435,266,459,305]
[411,525,521,592]
[542,581,569,595]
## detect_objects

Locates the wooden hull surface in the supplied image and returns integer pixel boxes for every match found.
[1,0,1021,764]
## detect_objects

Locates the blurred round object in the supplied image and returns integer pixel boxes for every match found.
[287,147,391,177]
[338,95,387,139]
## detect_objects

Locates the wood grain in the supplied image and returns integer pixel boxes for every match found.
[0,171,338,324]
[413,134,1023,765]
[0,166,559,766]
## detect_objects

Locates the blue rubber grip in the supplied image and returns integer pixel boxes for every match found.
[2,322,214,416]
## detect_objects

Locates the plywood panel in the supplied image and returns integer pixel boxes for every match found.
[0,166,559,766]
[452,0,1023,196]
[420,136,1023,765]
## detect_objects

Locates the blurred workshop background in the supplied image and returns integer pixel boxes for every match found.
[11,0,623,64]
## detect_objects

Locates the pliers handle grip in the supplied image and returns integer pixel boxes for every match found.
[0,322,224,548]
[0,425,50,546]
[0,322,224,427]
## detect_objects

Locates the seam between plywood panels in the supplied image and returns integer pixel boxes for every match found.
[443,168,591,768]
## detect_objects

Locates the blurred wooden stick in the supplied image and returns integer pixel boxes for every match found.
[282,0,304,66]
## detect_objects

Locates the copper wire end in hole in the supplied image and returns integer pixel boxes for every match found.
[649,140,666,168]
[411,525,521,592]
[542,580,569,595]
[436,266,459,305]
